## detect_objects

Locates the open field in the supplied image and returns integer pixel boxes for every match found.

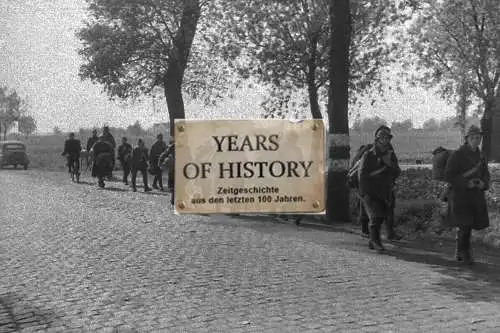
[351,129,463,163]
[5,128,464,171]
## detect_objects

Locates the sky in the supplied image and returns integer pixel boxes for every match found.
[0,0,456,134]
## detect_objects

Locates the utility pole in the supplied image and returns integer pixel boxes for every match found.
[327,0,351,223]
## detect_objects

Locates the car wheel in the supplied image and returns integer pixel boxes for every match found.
[23,164,28,170]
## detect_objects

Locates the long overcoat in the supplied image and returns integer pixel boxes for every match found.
[150,140,168,174]
[131,146,149,171]
[358,145,400,219]
[91,141,114,178]
[118,143,133,165]
[443,144,490,230]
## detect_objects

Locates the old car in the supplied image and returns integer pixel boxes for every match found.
[0,140,30,169]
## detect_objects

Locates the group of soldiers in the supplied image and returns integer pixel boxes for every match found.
[353,124,490,264]
[63,123,491,264]
[62,126,175,201]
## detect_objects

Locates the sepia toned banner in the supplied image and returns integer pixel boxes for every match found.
[174,119,325,214]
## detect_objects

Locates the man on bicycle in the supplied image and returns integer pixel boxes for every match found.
[62,132,82,175]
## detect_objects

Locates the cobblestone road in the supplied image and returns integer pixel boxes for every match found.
[2,170,500,332]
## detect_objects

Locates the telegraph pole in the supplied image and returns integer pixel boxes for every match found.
[327,0,351,223]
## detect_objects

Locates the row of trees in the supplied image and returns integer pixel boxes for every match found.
[76,0,499,158]
[52,120,169,139]
[351,115,481,133]
[76,0,414,128]
[403,0,500,157]
[49,115,481,138]
[0,86,37,139]
[46,114,479,138]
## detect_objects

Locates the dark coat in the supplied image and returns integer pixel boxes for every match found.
[91,141,114,177]
[92,140,113,156]
[63,139,82,157]
[102,133,116,150]
[443,144,490,230]
[150,140,168,165]
[131,146,149,170]
[86,136,98,152]
[158,143,175,171]
[118,143,133,163]
[358,145,400,218]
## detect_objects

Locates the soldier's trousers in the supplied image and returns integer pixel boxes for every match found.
[153,169,163,189]
[120,160,130,183]
[359,193,396,234]
[359,201,370,234]
[456,226,472,253]
[169,168,175,205]
[131,167,148,189]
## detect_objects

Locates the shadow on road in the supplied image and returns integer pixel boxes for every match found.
[102,186,129,192]
[205,213,500,304]
[0,292,57,331]
[386,241,500,303]
[219,214,356,234]
[142,191,171,197]
[76,180,94,185]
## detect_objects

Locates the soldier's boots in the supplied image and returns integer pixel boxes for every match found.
[455,242,463,262]
[368,225,385,252]
[463,233,474,265]
[456,229,474,265]
[455,229,464,262]
[361,220,369,238]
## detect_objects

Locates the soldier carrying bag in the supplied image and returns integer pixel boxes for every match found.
[347,144,373,189]
[432,147,455,181]
[347,144,394,189]
[158,146,174,172]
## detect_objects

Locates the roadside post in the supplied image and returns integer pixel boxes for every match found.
[173,119,325,215]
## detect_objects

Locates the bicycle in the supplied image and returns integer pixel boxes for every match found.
[80,149,92,172]
[66,154,81,183]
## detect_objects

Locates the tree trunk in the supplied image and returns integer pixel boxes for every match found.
[326,0,351,223]
[489,96,500,162]
[307,80,322,120]
[163,0,201,136]
[307,37,323,120]
[481,96,495,160]
[164,65,185,137]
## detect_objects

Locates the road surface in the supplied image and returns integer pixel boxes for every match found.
[2,170,500,332]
